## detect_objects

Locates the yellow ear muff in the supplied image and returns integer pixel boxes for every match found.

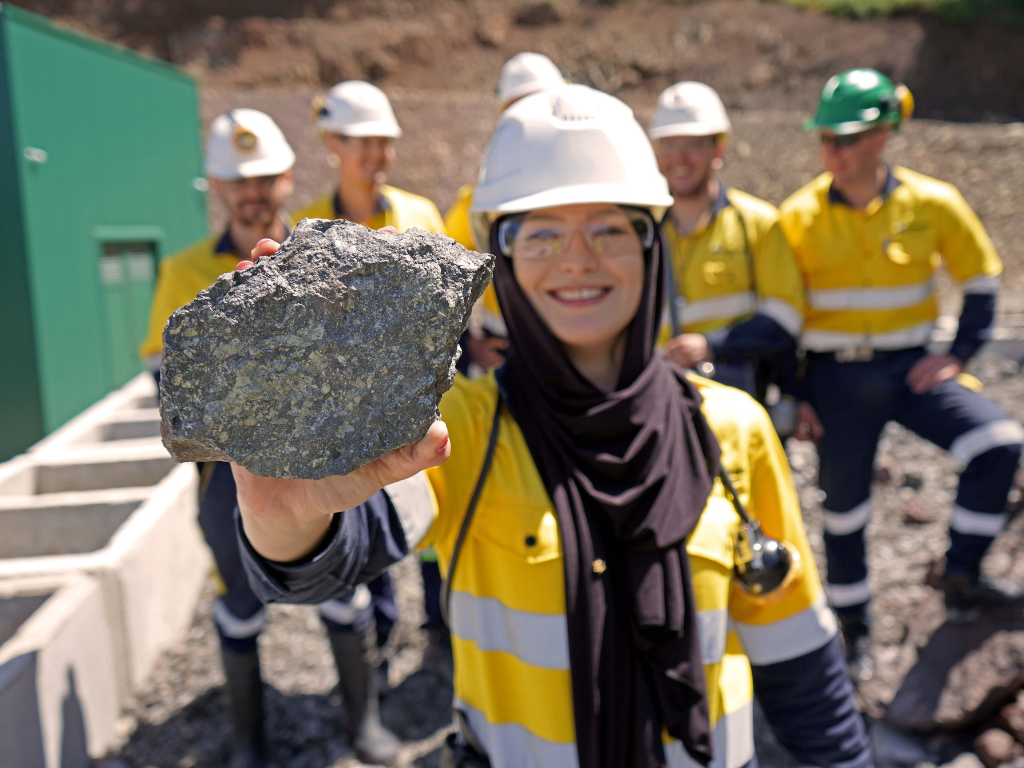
[895,84,915,122]
[310,94,327,124]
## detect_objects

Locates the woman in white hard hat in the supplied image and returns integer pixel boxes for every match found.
[295,80,446,234]
[231,86,871,768]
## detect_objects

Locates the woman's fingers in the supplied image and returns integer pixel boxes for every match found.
[251,238,281,260]
[235,260,254,271]
[379,226,399,234]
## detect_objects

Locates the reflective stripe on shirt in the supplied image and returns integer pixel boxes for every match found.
[457,698,579,768]
[677,291,757,326]
[759,298,803,336]
[449,590,570,670]
[452,587,731,670]
[807,281,932,312]
[800,321,934,352]
[732,594,836,666]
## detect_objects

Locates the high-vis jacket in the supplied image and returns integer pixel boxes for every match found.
[293,184,446,235]
[661,187,804,361]
[139,227,284,363]
[779,167,1002,359]
[238,374,869,768]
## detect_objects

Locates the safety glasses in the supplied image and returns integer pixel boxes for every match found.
[820,131,871,150]
[496,207,656,260]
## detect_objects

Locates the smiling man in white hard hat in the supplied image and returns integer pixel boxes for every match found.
[139,108,297,768]
[651,82,804,421]
[294,80,445,234]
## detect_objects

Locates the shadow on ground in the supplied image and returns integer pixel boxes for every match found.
[111,668,453,768]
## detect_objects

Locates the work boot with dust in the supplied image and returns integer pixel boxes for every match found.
[327,626,401,765]
[219,646,265,768]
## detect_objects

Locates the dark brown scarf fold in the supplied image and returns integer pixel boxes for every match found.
[490,224,719,767]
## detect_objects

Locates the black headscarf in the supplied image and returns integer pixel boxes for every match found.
[491,221,719,767]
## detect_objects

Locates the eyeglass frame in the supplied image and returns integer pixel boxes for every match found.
[495,206,658,260]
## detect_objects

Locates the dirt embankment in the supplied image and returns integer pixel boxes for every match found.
[27,0,1024,122]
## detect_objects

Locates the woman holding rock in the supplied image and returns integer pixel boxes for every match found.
[231,86,872,768]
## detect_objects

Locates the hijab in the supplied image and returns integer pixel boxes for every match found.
[490,219,719,767]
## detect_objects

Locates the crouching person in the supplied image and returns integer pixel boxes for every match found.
[231,87,872,768]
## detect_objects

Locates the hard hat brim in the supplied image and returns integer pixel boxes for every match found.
[319,120,403,139]
[472,182,672,219]
[648,121,730,139]
[206,152,296,181]
[803,116,892,135]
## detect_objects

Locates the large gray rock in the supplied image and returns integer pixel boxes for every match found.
[159,219,493,479]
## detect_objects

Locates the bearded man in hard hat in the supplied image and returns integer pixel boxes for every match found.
[445,52,568,375]
[651,82,804,420]
[140,110,401,767]
[295,80,445,234]
[780,69,1023,680]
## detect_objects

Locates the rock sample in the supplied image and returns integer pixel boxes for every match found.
[159,219,493,479]
[887,617,1024,732]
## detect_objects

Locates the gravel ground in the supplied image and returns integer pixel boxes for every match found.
[102,353,1024,767]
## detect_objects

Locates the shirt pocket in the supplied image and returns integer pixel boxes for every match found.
[885,217,936,266]
[471,490,561,565]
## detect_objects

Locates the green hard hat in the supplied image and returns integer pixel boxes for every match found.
[805,69,913,135]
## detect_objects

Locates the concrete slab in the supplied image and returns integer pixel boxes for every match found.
[0,576,121,768]
[0,463,208,697]
[0,445,175,496]
[29,374,158,456]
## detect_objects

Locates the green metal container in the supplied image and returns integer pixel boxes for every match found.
[0,4,207,460]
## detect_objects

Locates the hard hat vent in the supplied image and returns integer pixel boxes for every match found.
[550,90,602,122]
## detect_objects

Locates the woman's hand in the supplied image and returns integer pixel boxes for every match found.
[794,401,824,443]
[230,228,450,563]
[231,423,450,562]
[664,333,712,370]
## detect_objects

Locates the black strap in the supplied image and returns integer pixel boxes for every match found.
[717,466,751,525]
[441,394,503,627]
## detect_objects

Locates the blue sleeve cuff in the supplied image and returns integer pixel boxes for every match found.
[950,292,996,363]
[236,490,411,605]
[751,635,873,768]
[710,315,796,362]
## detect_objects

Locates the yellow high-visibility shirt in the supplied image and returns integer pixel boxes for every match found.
[138,228,273,362]
[292,184,446,235]
[778,167,1002,352]
[422,372,836,767]
[445,182,503,337]
[660,187,805,347]
[445,183,477,250]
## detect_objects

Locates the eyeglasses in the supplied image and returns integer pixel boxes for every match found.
[820,131,871,149]
[654,136,717,155]
[497,208,656,260]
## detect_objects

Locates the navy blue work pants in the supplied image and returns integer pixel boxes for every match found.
[805,348,1023,618]
[198,461,396,653]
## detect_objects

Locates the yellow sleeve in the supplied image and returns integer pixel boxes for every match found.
[138,254,209,359]
[934,187,1002,283]
[418,200,447,236]
[422,374,495,551]
[444,184,477,250]
[728,403,836,664]
[751,218,806,336]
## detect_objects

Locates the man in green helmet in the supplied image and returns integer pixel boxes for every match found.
[779,68,1023,680]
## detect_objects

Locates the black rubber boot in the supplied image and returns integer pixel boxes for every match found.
[327,626,401,765]
[219,645,265,768]
[938,571,1024,615]
[838,614,873,685]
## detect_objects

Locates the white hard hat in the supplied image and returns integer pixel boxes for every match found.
[470,85,673,248]
[648,81,731,139]
[315,81,402,138]
[495,52,567,111]
[205,108,295,181]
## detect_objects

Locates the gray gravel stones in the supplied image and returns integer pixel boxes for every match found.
[159,219,492,479]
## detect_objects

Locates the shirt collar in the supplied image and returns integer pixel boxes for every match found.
[668,182,731,238]
[333,189,391,220]
[214,218,292,256]
[828,165,901,207]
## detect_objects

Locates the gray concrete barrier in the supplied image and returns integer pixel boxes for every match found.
[0,576,121,768]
